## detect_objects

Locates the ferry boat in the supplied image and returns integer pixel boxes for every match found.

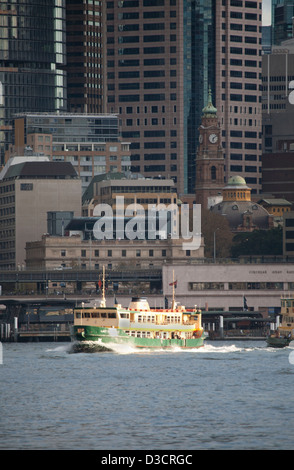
[71,269,206,352]
[266,295,294,348]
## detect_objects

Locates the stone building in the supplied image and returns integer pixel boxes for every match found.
[25,233,204,271]
[0,160,81,270]
[210,176,274,232]
[82,172,177,217]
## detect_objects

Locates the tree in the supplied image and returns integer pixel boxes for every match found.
[201,209,233,258]
[231,226,283,257]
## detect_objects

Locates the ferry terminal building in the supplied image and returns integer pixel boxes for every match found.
[162,262,294,316]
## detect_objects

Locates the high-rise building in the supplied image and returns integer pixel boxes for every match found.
[272,0,294,45]
[262,42,294,153]
[215,0,263,196]
[65,0,105,113]
[105,0,215,195]
[0,0,67,166]
[12,113,131,192]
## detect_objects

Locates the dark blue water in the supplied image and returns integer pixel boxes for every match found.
[1,341,294,450]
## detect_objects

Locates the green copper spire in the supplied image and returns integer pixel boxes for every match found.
[202,86,217,116]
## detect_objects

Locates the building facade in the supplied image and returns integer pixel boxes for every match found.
[105,0,215,195]
[163,262,294,314]
[25,233,204,271]
[0,0,67,165]
[65,0,105,114]
[261,152,294,205]
[12,113,131,192]
[262,43,294,153]
[283,211,294,256]
[272,0,294,45]
[215,0,263,195]
[258,197,292,226]
[82,172,177,216]
[0,161,81,270]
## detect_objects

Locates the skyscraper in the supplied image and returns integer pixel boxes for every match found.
[272,0,294,45]
[0,0,67,165]
[105,0,262,195]
[215,0,263,195]
[105,0,215,195]
[65,0,105,113]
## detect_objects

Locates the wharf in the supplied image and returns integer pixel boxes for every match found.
[17,329,71,342]
[210,336,266,341]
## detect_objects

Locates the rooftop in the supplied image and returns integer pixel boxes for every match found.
[3,161,78,180]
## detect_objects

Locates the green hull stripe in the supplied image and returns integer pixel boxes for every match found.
[72,325,205,349]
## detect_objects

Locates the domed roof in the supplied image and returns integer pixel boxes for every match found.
[228,175,246,185]
[210,201,271,231]
[226,175,250,188]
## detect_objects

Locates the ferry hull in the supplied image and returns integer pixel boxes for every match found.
[266,336,292,348]
[71,325,206,352]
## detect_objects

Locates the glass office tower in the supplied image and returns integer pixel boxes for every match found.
[0,0,67,165]
[272,0,294,45]
[184,0,215,194]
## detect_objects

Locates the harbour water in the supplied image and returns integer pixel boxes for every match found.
[1,340,294,450]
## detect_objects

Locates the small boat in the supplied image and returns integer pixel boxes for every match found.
[266,295,294,348]
[71,268,206,352]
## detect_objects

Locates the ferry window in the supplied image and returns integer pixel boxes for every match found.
[138,315,143,322]
[76,312,81,319]
[101,312,107,318]
[131,331,136,336]
[85,312,91,318]
[142,332,146,338]
[92,312,100,318]
[108,312,116,318]
[120,313,129,318]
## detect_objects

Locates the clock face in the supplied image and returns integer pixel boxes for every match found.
[209,133,218,144]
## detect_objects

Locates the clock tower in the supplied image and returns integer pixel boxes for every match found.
[195,88,224,208]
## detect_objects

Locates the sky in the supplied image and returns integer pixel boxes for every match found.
[263,0,272,26]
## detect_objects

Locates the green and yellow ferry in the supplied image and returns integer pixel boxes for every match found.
[71,272,206,352]
[266,295,294,348]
